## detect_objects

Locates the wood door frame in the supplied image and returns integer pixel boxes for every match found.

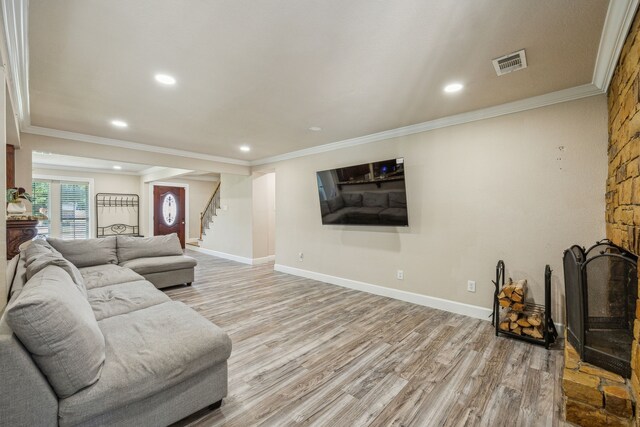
[148,181,190,241]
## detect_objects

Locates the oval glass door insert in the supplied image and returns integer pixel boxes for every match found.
[162,193,177,226]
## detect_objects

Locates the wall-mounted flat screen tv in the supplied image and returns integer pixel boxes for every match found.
[316,158,408,226]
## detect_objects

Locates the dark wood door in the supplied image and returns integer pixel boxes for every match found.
[153,186,186,248]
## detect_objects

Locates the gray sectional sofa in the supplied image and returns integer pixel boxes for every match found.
[47,234,197,289]
[0,235,232,426]
[320,191,408,225]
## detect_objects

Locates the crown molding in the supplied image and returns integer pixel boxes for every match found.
[1,0,29,128]
[593,0,639,92]
[251,83,603,166]
[32,162,145,176]
[23,125,251,166]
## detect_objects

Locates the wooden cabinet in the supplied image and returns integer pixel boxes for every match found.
[6,219,38,259]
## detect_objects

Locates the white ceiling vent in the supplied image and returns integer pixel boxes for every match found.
[492,49,527,76]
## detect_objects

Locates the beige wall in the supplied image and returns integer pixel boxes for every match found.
[252,172,276,258]
[32,167,141,238]
[0,70,7,310]
[263,95,608,320]
[200,173,253,258]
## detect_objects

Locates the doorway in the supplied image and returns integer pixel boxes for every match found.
[153,185,186,248]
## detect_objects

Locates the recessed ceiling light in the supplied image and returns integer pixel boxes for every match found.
[111,119,128,128]
[309,126,322,131]
[444,83,464,93]
[240,145,250,152]
[113,165,122,170]
[155,74,176,85]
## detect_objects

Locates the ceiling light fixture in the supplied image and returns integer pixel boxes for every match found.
[444,83,464,93]
[309,126,322,131]
[155,74,176,85]
[113,165,122,170]
[240,145,251,152]
[111,119,128,128]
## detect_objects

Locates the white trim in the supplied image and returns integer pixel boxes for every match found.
[23,125,251,166]
[274,264,493,321]
[33,173,95,238]
[189,246,254,265]
[148,181,190,241]
[1,0,29,128]
[592,0,640,91]
[253,255,275,265]
[251,84,603,165]
[32,163,143,176]
[188,246,274,265]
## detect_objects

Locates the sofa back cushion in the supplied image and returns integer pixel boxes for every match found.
[342,193,363,207]
[327,196,345,212]
[363,192,389,208]
[5,265,105,398]
[389,192,407,208]
[116,234,183,263]
[47,236,117,268]
[26,253,86,297]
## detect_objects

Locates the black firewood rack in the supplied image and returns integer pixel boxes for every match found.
[491,260,558,349]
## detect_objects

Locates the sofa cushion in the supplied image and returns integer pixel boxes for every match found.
[116,234,183,263]
[327,196,345,212]
[5,265,105,398]
[342,192,363,207]
[79,264,144,290]
[87,280,171,321]
[389,191,407,208]
[363,192,389,208]
[47,236,118,268]
[320,200,330,217]
[379,208,409,224]
[321,207,361,225]
[23,240,60,266]
[25,253,86,297]
[120,255,197,275]
[58,301,232,426]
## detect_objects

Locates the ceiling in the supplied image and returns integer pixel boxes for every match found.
[26,0,611,162]
[32,152,221,181]
[32,152,157,174]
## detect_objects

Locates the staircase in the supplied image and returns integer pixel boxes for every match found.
[199,182,221,240]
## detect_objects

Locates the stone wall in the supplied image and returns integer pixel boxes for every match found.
[606,7,640,427]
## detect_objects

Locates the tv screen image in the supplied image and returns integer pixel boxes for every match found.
[316,158,408,226]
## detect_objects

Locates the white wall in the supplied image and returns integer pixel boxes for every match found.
[252,172,276,259]
[261,95,608,321]
[200,173,254,259]
[32,168,141,238]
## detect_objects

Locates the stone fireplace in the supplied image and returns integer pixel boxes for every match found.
[563,5,640,426]
[561,7,640,427]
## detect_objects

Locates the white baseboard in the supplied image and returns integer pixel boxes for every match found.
[189,246,275,265]
[274,264,493,321]
[253,255,276,265]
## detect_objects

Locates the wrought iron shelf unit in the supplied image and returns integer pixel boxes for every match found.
[492,260,558,349]
[95,193,140,238]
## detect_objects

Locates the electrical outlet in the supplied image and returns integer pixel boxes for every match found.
[397,270,404,280]
[467,280,476,293]
[298,252,304,262]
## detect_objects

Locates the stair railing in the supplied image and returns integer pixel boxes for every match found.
[200,182,221,240]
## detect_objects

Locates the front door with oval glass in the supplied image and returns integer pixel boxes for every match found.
[153,185,186,248]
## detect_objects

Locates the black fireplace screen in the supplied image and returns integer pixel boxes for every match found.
[563,240,638,378]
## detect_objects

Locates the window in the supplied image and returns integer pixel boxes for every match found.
[31,180,51,237]
[60,183,89,239]
[32,178,91,239]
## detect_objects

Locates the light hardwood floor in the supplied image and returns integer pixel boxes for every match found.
[168,249,567,427]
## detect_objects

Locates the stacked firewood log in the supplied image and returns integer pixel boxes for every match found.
[497,278,544,338]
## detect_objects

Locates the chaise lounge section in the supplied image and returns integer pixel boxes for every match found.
[0,237,231,426]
